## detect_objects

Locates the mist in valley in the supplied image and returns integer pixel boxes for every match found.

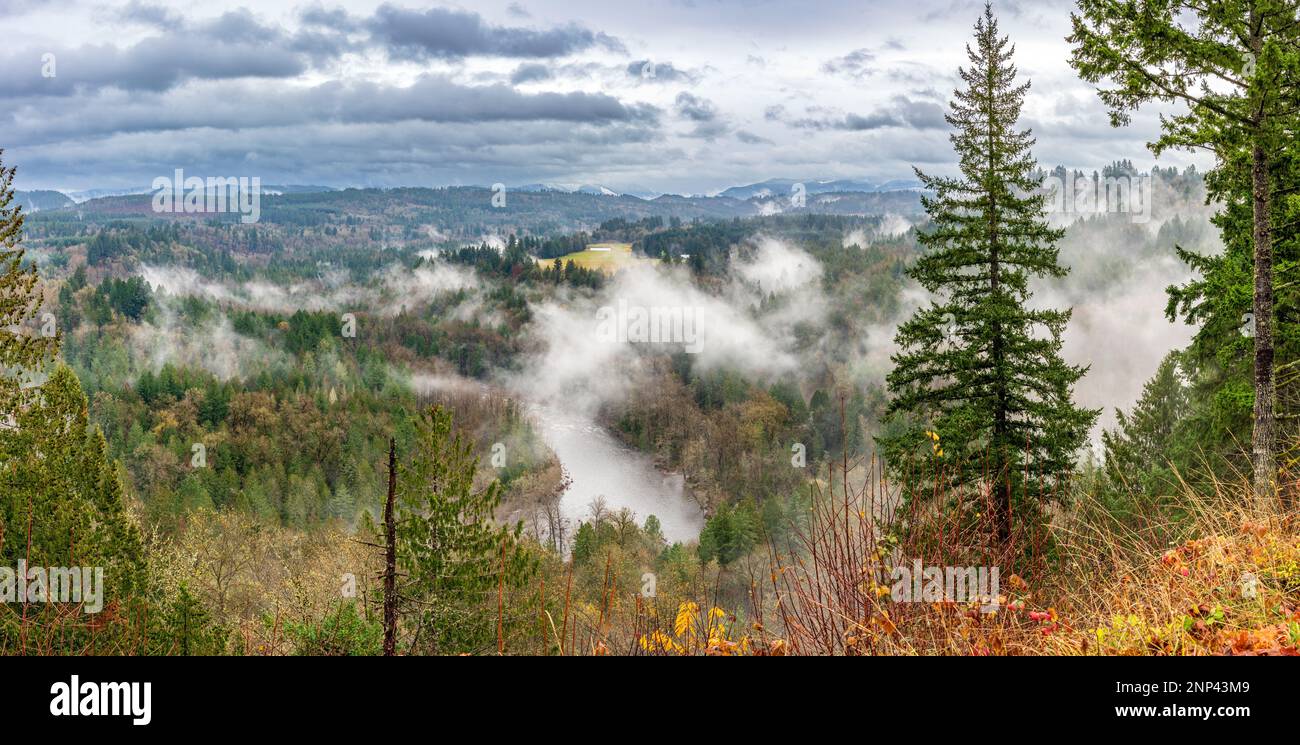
[94,176,1222,540]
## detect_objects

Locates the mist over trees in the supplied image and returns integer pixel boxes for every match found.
[1070,0,1300,506]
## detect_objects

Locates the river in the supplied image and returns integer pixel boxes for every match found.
[410,372,705,543]
[529,403,705,544]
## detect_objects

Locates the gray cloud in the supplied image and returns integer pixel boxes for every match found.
[675,92,730,139]
[675,92,717,122]
[4,76,659,149]
[736,130,774,144]
[2,0,1210,196]
[0,0,42,17]
[118,0,183,29]
[783,95,947,131]
[822,48,876,78]
[625,59,698,84]
[366,4,624,60]
[0,9,343,97]
[510,63,553,84]
[12,115,670,191]
[299,4,363,32]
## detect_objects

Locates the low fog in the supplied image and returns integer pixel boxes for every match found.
[139,261,478,317]
[507,236,827,413]
[126,190,1219,457]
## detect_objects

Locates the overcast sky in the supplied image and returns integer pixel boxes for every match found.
[2,0,1210,194]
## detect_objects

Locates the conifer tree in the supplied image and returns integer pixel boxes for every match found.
[0,150,148,651]
[1100,352,1191,511]
[1070,0,1300,506]
[388,406,534,654]
[0,149,59,415]
[1,366,147,596]
[881,4,1097,544]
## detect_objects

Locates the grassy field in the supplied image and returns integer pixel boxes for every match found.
[548,242,656,274]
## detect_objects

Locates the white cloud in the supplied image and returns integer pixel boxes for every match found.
[509,243,826,411]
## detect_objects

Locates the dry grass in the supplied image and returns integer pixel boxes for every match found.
[1039,482,1299,656]
[595,451,1300,656]
[758,456,1300,656]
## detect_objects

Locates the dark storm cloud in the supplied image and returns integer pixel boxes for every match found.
[0,9,341,97]
[4,76,660,147]
[3,0,1171,195]
[0,43,302,98]
[3,4,614,101]
[366,4,624,60]
[13,117,670,190]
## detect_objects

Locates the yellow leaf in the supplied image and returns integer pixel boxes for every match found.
[674,601,698,637]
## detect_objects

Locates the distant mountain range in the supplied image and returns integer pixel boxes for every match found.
[16,177,919,210]
[13,178,928,237]
[511,183,622,196]
[713,178,923,200]
[505,177,922,200]
[18,183,925,237]
[15,184,341,209]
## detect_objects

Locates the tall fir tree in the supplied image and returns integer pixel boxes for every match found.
[881,4,1097,544]
[1069,0,1300,506]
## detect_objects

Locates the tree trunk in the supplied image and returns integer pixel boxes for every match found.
[383,437,398,656]
[1250,140,1276,509]
[985,71,1010,546]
